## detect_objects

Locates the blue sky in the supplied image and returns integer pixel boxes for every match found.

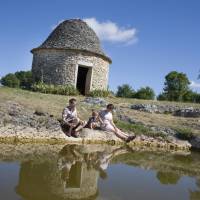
[0,0,200,94]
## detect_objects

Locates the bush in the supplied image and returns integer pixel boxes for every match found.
[134,87,155,100]
[157,93,167,101]
[183,90,200,103]
[31,82,79,95]
[114,120,166,138]
[88,89,110,97]
[174,128,194,140]
[0,73,20,88]
[116,84,135,98]
[15,71,33,89]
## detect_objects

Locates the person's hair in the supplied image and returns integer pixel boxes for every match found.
[92,110,98,117]
[69,98,76,104]
[106,104,114,110]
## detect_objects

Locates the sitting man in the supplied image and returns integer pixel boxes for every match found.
[62,98,86,137]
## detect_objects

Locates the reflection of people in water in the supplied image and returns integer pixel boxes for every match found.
[58,145,129,186]
[57,145,83,188]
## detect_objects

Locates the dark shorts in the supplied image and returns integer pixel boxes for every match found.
[61,121,81,134]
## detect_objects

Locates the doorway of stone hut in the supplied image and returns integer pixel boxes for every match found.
[76,66,92,95]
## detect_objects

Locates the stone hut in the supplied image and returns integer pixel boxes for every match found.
[31,19,112,95]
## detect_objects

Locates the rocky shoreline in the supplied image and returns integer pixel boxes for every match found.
[0,101,195,151]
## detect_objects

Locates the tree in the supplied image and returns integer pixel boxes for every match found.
[182,90,195,102]
[134,87,155,100]
[163,71,190,101]
[157,93,167,101]
[15,71,33,89]
[184,91,200,103]
[0,73,20,88]
[116,84,135,98]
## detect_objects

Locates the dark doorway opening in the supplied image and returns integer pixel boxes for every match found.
[66,161,82,188]
[76,66,89,95]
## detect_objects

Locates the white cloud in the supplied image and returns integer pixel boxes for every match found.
[51,18,138,45]
[190,81,200,89]
[83,18,137,45]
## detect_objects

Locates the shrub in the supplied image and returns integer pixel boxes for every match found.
[31,82,79,95]
[157,93,167,101]
[15,71,33,89]
[174,128,194,140]
[88,89,110,97]
[114,120,166,138]
[134,86,155,100]
[183,90,200,103]
[116,84,135,98]
[0,73,20,88]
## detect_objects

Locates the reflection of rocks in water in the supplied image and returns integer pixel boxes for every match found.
[15,144,127,200]
[156,171,180,185]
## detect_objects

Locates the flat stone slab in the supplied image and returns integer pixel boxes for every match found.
[0,125,191,151]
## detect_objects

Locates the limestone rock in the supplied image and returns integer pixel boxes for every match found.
[174,108,200,118]
[130,103,200,118]
[82,97,107,106]
[190,136,200,149]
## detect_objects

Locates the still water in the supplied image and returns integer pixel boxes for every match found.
[0,143,199,200]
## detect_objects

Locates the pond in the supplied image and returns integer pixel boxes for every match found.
[0,143,199,200]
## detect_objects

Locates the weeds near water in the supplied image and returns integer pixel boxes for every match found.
[114,120,166,138]
[174,128,194,140]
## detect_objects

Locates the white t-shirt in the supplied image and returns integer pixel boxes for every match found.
[99,110,113,124]
[62,106,77,122]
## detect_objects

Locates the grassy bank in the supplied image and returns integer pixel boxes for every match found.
[0,87,199,137]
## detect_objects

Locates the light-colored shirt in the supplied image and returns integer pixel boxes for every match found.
[62,106,77,123]
[99,110,113,125]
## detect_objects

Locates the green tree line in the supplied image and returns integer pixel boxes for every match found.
[1,70,200,102]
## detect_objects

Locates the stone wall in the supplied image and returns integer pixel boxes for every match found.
[31,49,110,92]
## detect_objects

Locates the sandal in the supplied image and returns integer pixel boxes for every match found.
[125,135,136,143]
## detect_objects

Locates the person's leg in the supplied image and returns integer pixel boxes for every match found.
[75,120,87,132]
[103,124,135,142]
[61,123,72,137]
[115,128,130,137]
[104,124,128,141]
[68,126,73,136]
[114,129,129,140]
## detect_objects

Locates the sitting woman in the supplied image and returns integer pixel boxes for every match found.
[98,104,136,142]
[62,98,86,137]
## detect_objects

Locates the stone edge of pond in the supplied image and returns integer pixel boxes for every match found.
[0,135,191,152]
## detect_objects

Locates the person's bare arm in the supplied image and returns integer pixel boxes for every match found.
[110,120,118,132]
[97,114,104,124]
[62,107,78,127]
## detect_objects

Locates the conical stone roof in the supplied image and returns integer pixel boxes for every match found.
[31,19,111,63]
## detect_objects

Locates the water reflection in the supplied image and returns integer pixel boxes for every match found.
[0,144,200,200]
[15,145,129,200]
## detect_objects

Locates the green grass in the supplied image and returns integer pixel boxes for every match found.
[174,128,194,140]
[114,120,166,138]
[88,89,111,97]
